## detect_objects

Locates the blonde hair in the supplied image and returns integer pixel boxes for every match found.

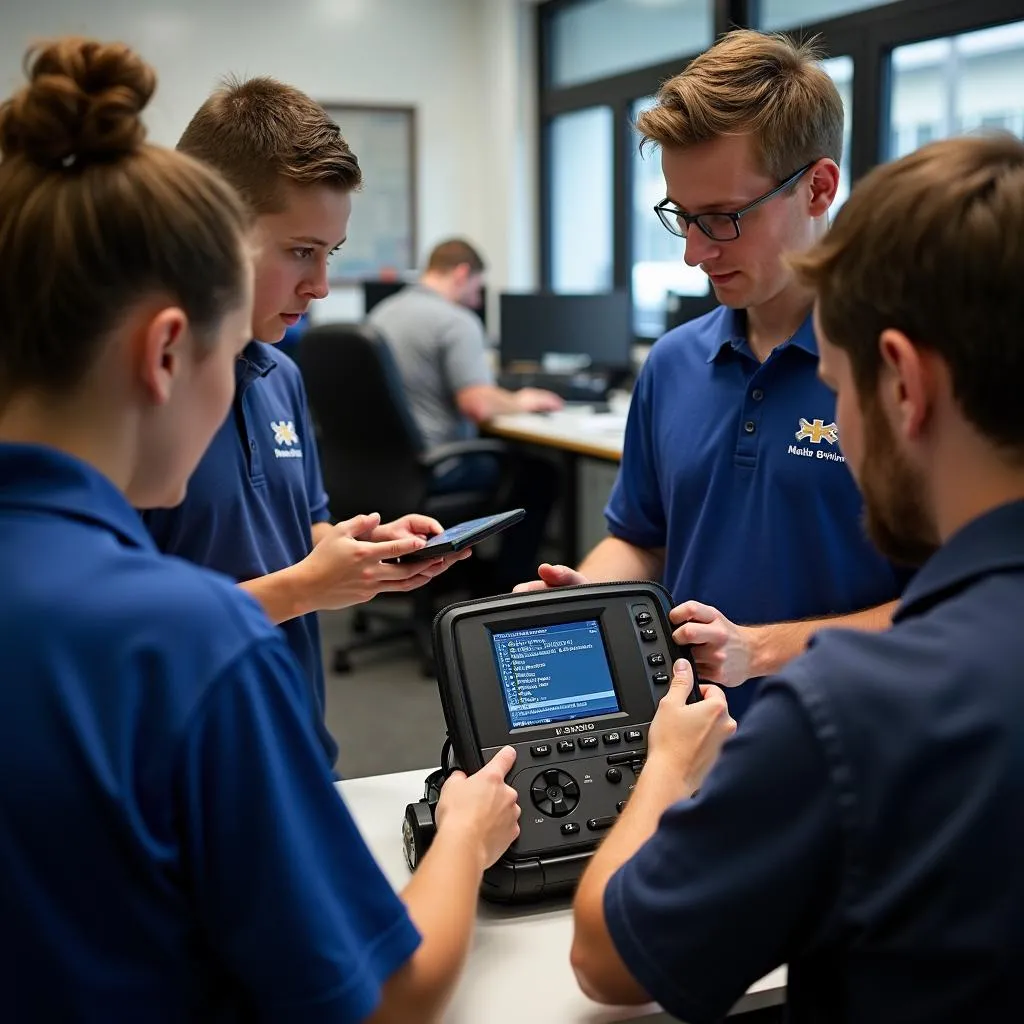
[636,29,843,179]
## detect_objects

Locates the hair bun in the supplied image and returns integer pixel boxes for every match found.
[0,38,155,169]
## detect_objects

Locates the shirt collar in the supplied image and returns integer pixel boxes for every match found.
[236,340,278,390]
[0,443,157,552]
[894,499,1024,623]
[703,306,818,363]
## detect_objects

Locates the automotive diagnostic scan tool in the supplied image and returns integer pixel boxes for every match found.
[402,582,702,903]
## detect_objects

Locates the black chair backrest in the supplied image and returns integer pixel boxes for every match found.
[298,322,429,521]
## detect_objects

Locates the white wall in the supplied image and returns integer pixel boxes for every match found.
[0,0,539,326]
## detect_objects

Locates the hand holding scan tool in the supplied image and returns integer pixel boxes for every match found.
[403,582,703,902]
[646,662,736,797]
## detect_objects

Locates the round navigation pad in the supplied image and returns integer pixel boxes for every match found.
[529,768,580,818]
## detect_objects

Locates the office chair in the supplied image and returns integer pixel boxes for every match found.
[298,322,518,675]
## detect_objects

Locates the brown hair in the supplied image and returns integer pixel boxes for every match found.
[0,38,251,405]
[636,29,844,180]
[426,238,485,274]
[178,77,362,214]
[791,134,1024,458]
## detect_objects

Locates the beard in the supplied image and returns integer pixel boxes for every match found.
[858,398,941,567]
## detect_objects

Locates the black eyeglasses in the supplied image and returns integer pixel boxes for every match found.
[653,162,816,242]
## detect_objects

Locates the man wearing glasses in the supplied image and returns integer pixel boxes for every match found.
[517,29,908,719]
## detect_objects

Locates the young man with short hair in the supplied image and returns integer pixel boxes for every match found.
[518,31,908,717]
[145,80,463,765]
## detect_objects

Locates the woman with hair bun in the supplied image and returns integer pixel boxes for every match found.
[0,38,519,1022]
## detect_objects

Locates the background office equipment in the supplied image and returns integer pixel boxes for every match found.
[362,279,408,314]
[498,291,631,400]
[665,288,719,331]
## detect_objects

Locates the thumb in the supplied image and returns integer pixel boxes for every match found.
[485,745,517,778]
[670,657,696,695]
[538,563,580,585]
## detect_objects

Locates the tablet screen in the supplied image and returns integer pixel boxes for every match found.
[490,619,620,730]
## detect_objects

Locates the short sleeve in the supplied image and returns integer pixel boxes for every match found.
[604,359,667,549]
[605,682,842,1024]
[176,638,419,1023]
[298,382,330,525]
[440,314,494,394]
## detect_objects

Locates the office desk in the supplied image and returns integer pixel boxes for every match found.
[485,410,626,463]
[336,769,787,1023]
[483,410,626,565]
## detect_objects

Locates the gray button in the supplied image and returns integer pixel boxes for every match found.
[752,388,764,401]
[744,420,756,434]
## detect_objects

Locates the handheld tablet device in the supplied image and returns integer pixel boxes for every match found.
[383,509,525,564]
[402,581,702,903]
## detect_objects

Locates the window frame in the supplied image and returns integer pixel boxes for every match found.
[537,0,1024,343]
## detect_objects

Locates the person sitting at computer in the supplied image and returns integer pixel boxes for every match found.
[369,238,563,591]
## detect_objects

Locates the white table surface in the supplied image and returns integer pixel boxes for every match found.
[337,769,786,1023]
[487,409,628,461]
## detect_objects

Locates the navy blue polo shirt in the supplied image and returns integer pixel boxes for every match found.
[0,444,419,1021]
[607,306,906,716]
[605,499,1024,1024]
[144,341,337,765]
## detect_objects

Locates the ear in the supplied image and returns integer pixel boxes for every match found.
[137,307,189,406]
[877,328,935,442]
[452,262,471,286]
[807,158,840,218]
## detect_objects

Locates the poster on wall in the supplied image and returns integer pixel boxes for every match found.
[319,103,417,280]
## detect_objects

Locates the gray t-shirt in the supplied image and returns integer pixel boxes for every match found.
[368,284,494,448]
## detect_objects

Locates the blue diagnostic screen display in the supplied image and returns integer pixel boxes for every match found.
[490,620,620,729]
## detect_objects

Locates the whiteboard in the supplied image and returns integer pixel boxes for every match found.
[320,103,417,280]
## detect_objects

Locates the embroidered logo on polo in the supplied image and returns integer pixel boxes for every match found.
[795,417,838,445]
[788,417,845,462]
[270,420,303,459]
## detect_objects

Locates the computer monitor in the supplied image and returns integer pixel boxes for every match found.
[665,289,719,332]
[362,279,488,328]
[363,280,407,315]
[498,291,631,370]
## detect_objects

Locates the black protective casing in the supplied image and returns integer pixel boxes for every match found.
[430,581,699,903]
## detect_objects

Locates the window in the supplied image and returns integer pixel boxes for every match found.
[629,96,711,337]
[822,55,854,212]
[549,0,712,89]
[760,0,897,32]
[889,21,1024,160]
[550,107,614,293]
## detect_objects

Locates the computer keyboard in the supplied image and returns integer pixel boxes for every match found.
[497,369,611,402]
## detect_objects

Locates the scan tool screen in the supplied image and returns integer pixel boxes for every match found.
[490,620,620,729]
